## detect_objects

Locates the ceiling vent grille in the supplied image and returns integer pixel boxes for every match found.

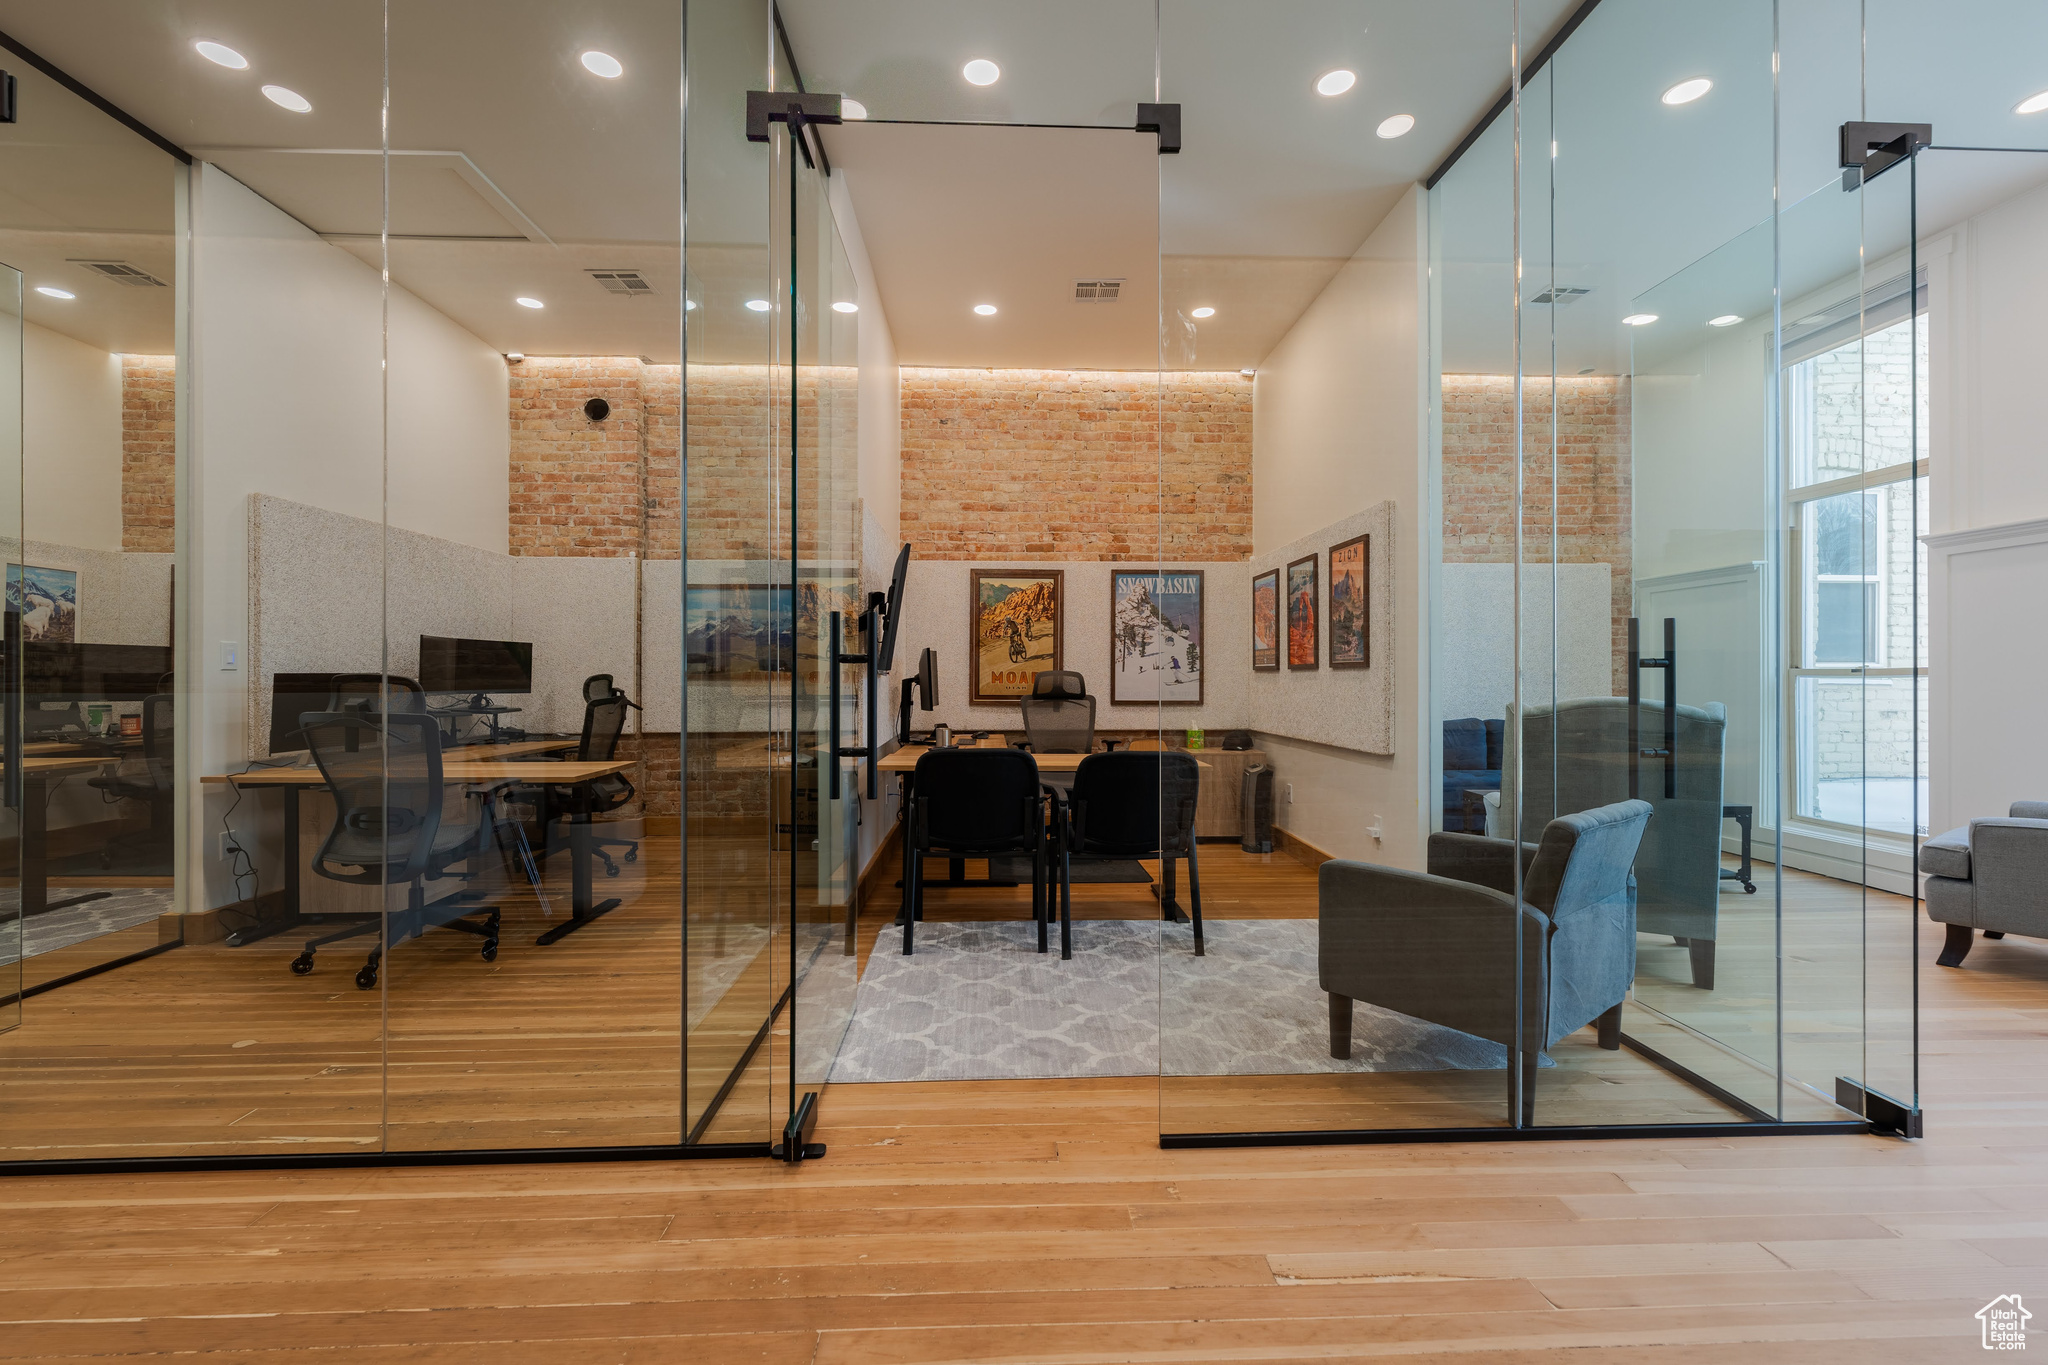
[70,260,166,288]
[1527,285,1591,305]
[587,269,655,297]
[1073,278,1123,303]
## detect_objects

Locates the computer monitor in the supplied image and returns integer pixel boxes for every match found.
[268,672,339,755]
[19,643,175,701]
[417,636,533,696]
[899,645,937,741]
[875,542,911,673]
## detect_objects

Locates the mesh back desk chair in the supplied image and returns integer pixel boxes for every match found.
[290,709,502,989]
[1018,670,1098,799]
[903,747,1062,956]
[329,673,428,718]
[518,673,641,945]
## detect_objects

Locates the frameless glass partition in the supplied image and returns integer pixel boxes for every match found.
[0,262,19,1033]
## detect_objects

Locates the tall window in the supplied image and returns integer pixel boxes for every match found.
[1784,277,1927,836]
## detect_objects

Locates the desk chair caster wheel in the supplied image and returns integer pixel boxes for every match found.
[597,852,620,877]
[481,939,499,963]
[625,848,637,863]
[355,964,378,990]
[1740,880,1757,894]
[289,953,314,976]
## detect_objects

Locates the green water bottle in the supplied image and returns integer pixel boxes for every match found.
[1185,727,1204,751]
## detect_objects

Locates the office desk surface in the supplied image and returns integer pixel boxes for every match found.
[5,754,118,776]
[202,760,628,787]
[876,746,1210,773]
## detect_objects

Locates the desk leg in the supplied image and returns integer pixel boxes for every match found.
[534,812,621,945]
[225,784,303,947]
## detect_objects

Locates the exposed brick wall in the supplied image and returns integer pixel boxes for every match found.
[508,356,649,558]
[900,368,1253,562]
[121,354,176,553]
[1441,374,1633,692]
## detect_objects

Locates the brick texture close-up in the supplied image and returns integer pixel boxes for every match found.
[1440,373,1633,690]
[900,368,1253,562]
[120,353,176,554]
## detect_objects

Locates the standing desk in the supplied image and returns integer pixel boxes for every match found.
[199,740,640,945]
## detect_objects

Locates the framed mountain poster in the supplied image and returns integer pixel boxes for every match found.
[1285,554,1319,670]
[969,568,1063,703]
[1328,533,1369,668]
[1251,568,1280,671]
[1110,569,1204,705]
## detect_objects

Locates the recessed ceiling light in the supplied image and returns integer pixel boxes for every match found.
[194,40,248,70]
[841,98,868,120]
[1707,314,1743,327]
[1315,69,1357,97]
[962,59,1000,87]
[832,301,859,314]
[745,298,772,312]
[261,84,312,113]
[1661,77,1712,106]
[1239,368,1256,377]
[515,296,545,309]
[1621,312,1658,326]
[581,51,623,79]
[1376,113,1415,139]
[973,303,998,316]
[34,286,74,300]
[2017,89,2048,115]
[1190,306,1216,319]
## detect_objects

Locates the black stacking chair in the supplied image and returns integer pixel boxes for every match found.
[87,692,176,847]
[289,709,503,989]
[903,747,1065,957]
[526,673,641,876]
[1061,749,1206,955]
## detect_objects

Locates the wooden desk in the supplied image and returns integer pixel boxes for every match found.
[4,752,122,920]
[202,759,629,945]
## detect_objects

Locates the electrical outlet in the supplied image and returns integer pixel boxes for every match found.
[1284,783,1294,804]
[1368,814,1384,842]
[219,831,238,859]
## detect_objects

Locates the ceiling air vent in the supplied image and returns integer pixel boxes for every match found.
[1073,278,1123,303]
[1527,285,1591,305]
[69,260,166,288]
[587,269,655,297]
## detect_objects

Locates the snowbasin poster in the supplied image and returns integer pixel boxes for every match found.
[1110,570,1204,706]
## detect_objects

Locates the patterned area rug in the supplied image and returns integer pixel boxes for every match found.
[0,888,175,964]
[828,918,1531,1083]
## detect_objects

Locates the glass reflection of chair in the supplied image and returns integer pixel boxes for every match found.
[290,710,503,989]
[515,675,642,943]
[1319,799,1652,1125]
[83,692,176,868]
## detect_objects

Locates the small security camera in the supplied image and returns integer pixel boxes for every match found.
[584,397,611,421]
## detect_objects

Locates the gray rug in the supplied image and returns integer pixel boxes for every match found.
[0,888,174,964]
[828,918,1535,1083]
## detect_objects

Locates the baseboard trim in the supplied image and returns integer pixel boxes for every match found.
[1273,826,1336,870]
[857,819,903,915]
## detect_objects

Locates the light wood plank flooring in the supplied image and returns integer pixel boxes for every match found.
[0,833,2042,1360]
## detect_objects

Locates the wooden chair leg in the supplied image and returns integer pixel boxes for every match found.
[1596,1002,1623,1050]
[1936,921,1974,967]
[1328,993,1352,1059]
[1688,938,1716,990]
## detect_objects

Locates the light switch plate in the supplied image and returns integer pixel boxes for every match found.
[219,641,238,670]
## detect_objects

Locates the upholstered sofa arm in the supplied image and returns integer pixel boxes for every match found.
[1920,827,1972,880]
[1969,818,2048,883]
[1426,832,1539,897]
[1318,859,1548,1046]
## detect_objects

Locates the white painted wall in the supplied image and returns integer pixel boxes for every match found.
[187,164,511,910]
[23,320,122,553]
[1247,184,1428,867]
[830,169,901,551]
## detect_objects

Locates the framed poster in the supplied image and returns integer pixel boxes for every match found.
[969,567,1063,703]
[684,583,791,679]
[1285,554,1319,670]
[1328,533,1369,669]
[7,564,78,643]
[1110,569,1204,706]
[1251,568,1280,672]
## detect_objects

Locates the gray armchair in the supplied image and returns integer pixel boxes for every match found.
[1319,798,1652,1124]
[1505,698,1726,989]
[1926,801,2048,967]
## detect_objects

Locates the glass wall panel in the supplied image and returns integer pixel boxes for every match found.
[0,264,19,1034]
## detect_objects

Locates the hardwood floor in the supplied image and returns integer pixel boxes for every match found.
[1,831,2044,1360]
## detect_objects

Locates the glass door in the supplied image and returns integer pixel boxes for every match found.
[0,262,19,1031]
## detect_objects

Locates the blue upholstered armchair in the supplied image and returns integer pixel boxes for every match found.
[1318,799,1652,1124]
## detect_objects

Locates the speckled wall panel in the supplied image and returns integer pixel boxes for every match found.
[1245,501,1396,756]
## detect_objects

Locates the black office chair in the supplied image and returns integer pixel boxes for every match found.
[526,674,641,878]
[903,747,1064,957]
[1017,670,1097,797]
[1061,750,1205,955]
[86,692,175,849]
[289,709,502,989]
[329,673,427,716]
